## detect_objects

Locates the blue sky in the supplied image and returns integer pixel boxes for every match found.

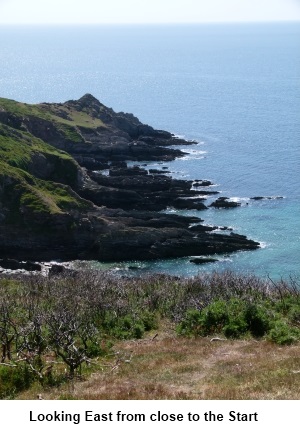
[0,0,300,24]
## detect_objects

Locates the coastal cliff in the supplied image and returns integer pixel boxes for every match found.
[0,94,259,263]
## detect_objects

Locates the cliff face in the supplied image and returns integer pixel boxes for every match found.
[0,95,259,262]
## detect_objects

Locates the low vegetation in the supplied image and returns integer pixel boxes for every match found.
[0,122,80,186]
[0,120,91,226]
[0,161,90,228]
[0,96,105,126]
[0,98,106,151]
[0,271,299,399]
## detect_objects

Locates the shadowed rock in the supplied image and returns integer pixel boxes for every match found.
[0,94,260,264]
[210,197,241,209]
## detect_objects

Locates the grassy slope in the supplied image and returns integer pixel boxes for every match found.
[0,98,96,224]
[0,123,79,182]
[0,161,90,225]
[0,97,106,142]
[40,330,300,401]
[0,97,106,128]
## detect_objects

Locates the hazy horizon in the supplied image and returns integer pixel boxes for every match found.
[0,0,299,25]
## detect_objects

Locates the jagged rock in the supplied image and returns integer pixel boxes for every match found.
[193,180,213,187]
[189,224,215,232]
[0,94,260,264]
[109,166,148,176]
[172,198,207,210]
[73,156,109,170]
[48,264,78,277]
[110,161,127,168]
[250,196,283,200]
[88,226,259,262]
[128,266,140,270]
[190,257,219,264]
[0,259,41,271]
[210,197,241,209]
[149,169,168,174]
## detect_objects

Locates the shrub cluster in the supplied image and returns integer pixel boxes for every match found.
[176,297,300,343]
[0,270,299,398]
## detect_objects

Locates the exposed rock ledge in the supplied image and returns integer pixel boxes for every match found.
[0,94,260,264]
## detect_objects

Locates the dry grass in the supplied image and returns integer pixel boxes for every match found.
[17,327,300,400]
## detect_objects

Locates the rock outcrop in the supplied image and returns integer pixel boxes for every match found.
[210,197,241,209]
[0,94,260,265]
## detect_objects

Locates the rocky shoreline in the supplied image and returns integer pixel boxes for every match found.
[0,94,260,273]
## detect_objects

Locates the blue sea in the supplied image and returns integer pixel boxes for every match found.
[0,23,299,279]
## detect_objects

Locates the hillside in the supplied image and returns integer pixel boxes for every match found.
[0,95,259,263]
[1,271,299,400]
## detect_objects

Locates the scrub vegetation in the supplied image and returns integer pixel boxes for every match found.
[0,271,299,400]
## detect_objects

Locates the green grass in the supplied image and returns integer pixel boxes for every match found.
[0,123,79,186]
[0,97,107,145]
[0,98,52,120]
[0,98,99,227]
[0,97,106,128]
[0,160,91,225]
[44,104,106,129]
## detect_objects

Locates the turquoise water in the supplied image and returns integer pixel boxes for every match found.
[0,23,299,278]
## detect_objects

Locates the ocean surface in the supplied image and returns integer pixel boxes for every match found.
[0,23,299,279]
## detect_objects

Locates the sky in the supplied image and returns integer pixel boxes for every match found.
[0,0,300,24]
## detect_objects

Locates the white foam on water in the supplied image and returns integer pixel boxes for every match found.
[259,241,268,249]
[230,197,250,203]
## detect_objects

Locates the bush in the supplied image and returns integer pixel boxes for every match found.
[177,299,248,338]
[101,313,145,340]
[222,299,248,338]
[202,300,229,334]
[0,365,35,399]
[100,310,158,340]
[223,319,248,338]
[268,321,300,345]
[85,339,110,358]
[176,309,203,337]
[0,270,298,395]
[287,305,300,325]
[177,299,289,340]
[140,311,158,331]
[244,303,271,337]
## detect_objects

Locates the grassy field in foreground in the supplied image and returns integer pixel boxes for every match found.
[17,326,300,400]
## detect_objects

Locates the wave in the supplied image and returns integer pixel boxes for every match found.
[173,134,205,145]
[181,152,206,161]
[230,197,250,203]
[259,242,268,249]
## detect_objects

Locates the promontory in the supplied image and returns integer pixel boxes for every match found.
[0,94,259,264]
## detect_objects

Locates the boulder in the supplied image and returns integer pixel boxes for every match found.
[0,259,41,271]
[210,197,241,209]
[190,257,219,264]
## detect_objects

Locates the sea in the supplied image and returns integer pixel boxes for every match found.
[0,23,299,279]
